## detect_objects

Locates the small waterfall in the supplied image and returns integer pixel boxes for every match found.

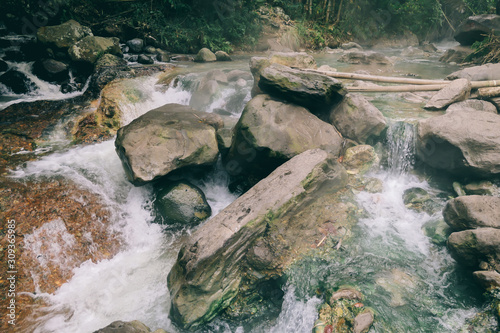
[386,121,416,175]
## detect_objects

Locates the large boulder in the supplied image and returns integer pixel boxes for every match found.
[126,38,144,53]
[0,69,36,94]
[215,50,232,61]
[154,181,211,226]
[447,63,500,81]
[115,104,221,185]
[68,36,122,64]
[194,48,216,62]
[32,59,69,83]
[424,79,471,110]
[258,63,346,112]
[329,93,387,144]
[443,195,500,231]
[416,109,500,177]
[250,52,316,96]
[447,228,500,269]
[454,14,500,46]
[37,20,93,49]
[168,149,349,329]
[224,94,343,179]
[339,51,393,66]
[93,320,151,333]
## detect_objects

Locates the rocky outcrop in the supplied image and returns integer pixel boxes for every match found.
[424,79,471,110]
[37,19,92,49]
[154,181,211,226]
[329,93,387,144]
[447,63,500,81]
[68,36,122,64]
[454,14,500,46]
[416,109,500,177]
[168,149,349,329]
[115,104,221,186]
[339,51,393,66]
[258,63,346,112]
[443,196,500,231]
[224,94,343,179]
[446,99,498,114]
[194,48,217,62]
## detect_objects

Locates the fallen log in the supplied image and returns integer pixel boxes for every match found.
[348,80,500,93]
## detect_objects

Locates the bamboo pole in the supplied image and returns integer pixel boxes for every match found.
[478,87,500,98]
[301,68,450,85]
[348,80,500,93]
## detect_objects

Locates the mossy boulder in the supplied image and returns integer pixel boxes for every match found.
[403,187,441,215]
[68,36,122,64]
[194,48,216,62]
[115,104,221,185]
[37,19,92,49]
[154,181,211,226]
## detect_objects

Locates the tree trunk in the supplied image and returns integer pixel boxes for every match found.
[335,0,344,25]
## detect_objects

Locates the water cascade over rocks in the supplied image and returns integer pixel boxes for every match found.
[3,45,500,333]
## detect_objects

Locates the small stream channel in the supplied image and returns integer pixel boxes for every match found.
[5,46,488,332]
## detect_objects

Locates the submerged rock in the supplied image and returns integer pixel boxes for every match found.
[342,145,380,175]
[258,63,346,112]
[422,218,451,246]
[168,149,349,329]
[154,181,211,226]
[403,187,441,215]
[115,104,221,185]
[329,93,387,144]
[416,109,500,177]
[443,195,500,231]
[224,94,343,180]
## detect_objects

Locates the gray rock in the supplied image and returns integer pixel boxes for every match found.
[37,20,92,49]
[189,79,219,111]
[215,50,232,61]
[137,54,154,65]
[339,51,393,65]
[168,149,348,329]
[447,99,498,114]
[194,48,216,62]
[155,49,170,62]
[454,14,500,46]
[0,70,36,94]
[115,104,221,185]
[439,46,472,63]
[424,79,471,110]
[155,181,211,226]
[423,218,451,246]
[258,63,346,112]
[226,69,252,82]
[205,69,228,83]
[473,270,500,290]
[250,52,316,96]
[93,320,150,333]
[341,42,363,50]
[447,228,500,269]
[225,94,343,178]
[68,36,122,64]
[447,63,500,81]
[329,93,387,144]
[32,59,69,83]
[401,46,425,57]
[126,38,144,53]
[416,109,500,177]
[443,195,500,231]
[354,310,374,333]
[144,45,156,54]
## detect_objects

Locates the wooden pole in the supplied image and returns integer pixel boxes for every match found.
[348,80,500,93]
[478,86,500,98]
[301,68,450,85]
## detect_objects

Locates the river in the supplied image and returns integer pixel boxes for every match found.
[3,45,488,332]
